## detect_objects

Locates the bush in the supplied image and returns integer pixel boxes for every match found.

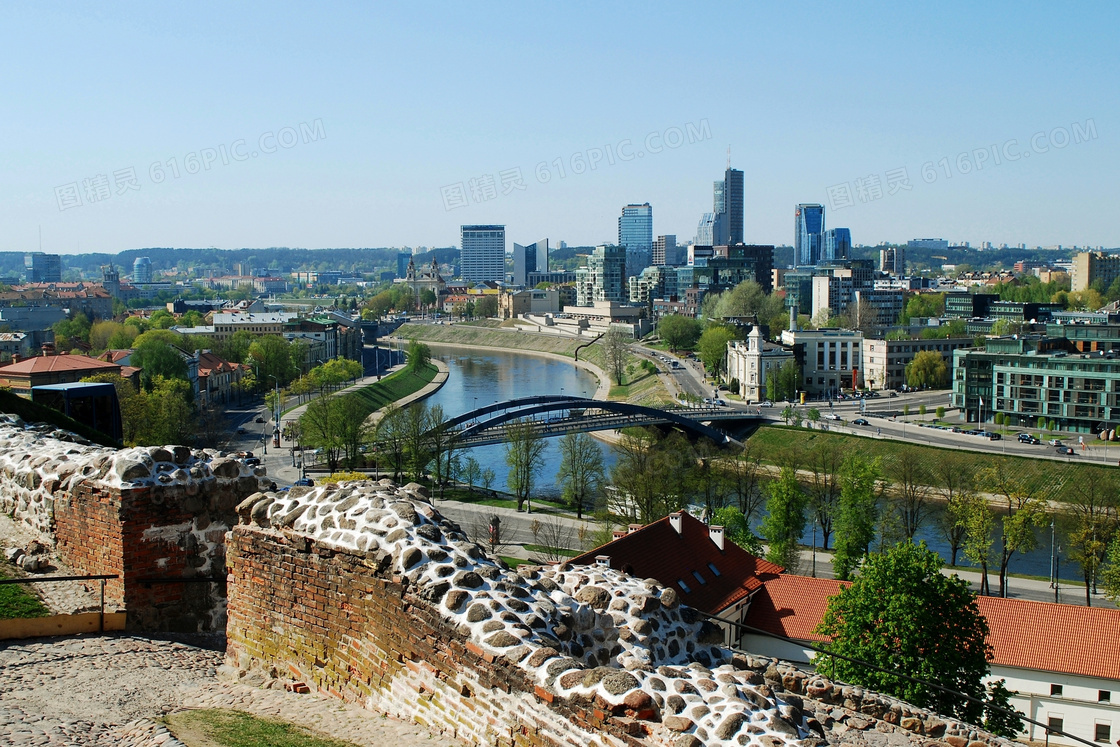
[729,378,740,394]
[936,406,945,420]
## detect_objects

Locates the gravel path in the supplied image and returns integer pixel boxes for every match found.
[0,634,453,746]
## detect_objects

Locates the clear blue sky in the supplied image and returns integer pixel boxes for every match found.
[2,1,1116,254]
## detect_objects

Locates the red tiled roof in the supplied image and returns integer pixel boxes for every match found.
[977,595,1120,681]
[568,512,785,614]
[0,355,120,374]
[745,573,1120,681]
[743,574,847,643]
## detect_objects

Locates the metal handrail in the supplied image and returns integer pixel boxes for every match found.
[0,573,117,632]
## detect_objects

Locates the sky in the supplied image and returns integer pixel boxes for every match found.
[1,2,1117,255]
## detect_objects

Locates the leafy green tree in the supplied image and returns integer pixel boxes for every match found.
[983,679,1025,738]
[248,334,298,389]
[149,309,176,329]
[131,337,188,385]
[889,447,932,540]
[983,460,1048,597]
[936,405,945,420]
[146,376,196,445]
[697,324,737,379]
[1064,467,1119,606]
[52,312,92,346]
[505,419,547,512]
[712,505,764,556]
[961,491,996,595]
[657,314,702,351]
[406,338,431,371]
[936,453,977,567]
[556,432,605,520]
[301,393,346,472]
[905,350,948,389]
[807,442,843,549]
[778,359,800,401]
[1103,535,1120,604]
[461,455,481,488]
[480,467,496,491]
[759,467,807,571]
[832,455,880,580]
[475,295,499,318]
[814,541,994,724]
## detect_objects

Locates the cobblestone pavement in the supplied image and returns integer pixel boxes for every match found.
[0,634,451,746]
[0,515,104,615]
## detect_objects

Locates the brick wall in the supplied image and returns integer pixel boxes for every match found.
[226,527,643,747]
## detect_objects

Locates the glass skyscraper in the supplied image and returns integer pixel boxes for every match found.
[512,239,548,286]
[710,167,743,246]
[822,228,851,263]
[460,225,506,282]
[618,203,653,277]
[795,204,825,265]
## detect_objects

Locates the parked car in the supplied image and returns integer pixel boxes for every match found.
[986,432,1002,441]
[294,477,314,487]
[852,418,869,426]
[255,416,266,424]
[245,457,261,466]
[236,427,247,435]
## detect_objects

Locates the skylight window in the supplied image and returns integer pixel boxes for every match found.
[692,570,707,585]
[707,563,721,577]
[677,579,691,593]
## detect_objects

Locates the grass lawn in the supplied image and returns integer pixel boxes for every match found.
[164,709,361,747]
[522,543,579,558]
[0,569,50,619]
[345,363,438,415]
[745,424,1103,504]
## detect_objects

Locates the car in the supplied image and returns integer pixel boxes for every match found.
[245,457,261,466]
[986,432,1002,441]
[1049,439,1063,446]
[1058,446,1075,455]
[825,413,842,421]
[887,391,898,397]
[255,416,266,423]
[852,418,869,426]
[1017,433,1032,443]
[294,477,314,487]
[761,400,773,407]
[236,427,247,435]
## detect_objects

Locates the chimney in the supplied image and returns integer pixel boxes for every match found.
[709,525,725,552]
[11,354,20,364]
[627,523,642,534]
[594,555,610,568]
[669,512,683,535]
[612,530,627,540]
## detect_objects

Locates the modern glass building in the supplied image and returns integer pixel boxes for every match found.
[711,168,743,246]
[795,204,825,265]
[618,203,653,277]
[24,252,62,283]
[512,239,548,286]
[132,256,153,284]
[653,235,680,267]
[460,225,506,282]
[695,213,716,246]
[575,244,626,306]
[822,228,851,263]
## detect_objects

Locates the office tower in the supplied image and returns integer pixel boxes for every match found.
[575,245,626,305]
[396,252,412,278]
[24,252,62,283]
[653,235,680,266]
[460,225,506,282]
[880,246,906,275]
[823,228,851,263]
[512,239,549,286]
[795,204,825,265]
[695,213,716,246]
[723,168,744,244]
[618,203,653,277]
[132,256,153,284]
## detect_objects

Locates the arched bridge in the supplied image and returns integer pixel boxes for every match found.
[427,395,761,447]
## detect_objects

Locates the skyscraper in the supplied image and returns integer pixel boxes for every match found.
[710,167,743,245]
[460,225,506,282]
[24,252,61,283]
[575,245,626,306]
[823,228,851,263]
[653,235,680,266]
[132,256,153,284]
[795,204,825,265]
[695,213,716,246]
[512,239,549,286]
[618,203,653,277]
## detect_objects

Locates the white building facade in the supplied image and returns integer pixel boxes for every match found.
[725,326,795,402]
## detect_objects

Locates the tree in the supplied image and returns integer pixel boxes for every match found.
[777,359,800,401]
[248,334,298,390]
[406,338,432,371]
[505,419,546,512]
[461,455,481,488]
[806,442,843,550]
[960,491,996,595]
[983,679,1025,738]
[475,295,499,318]
[374,404,407,481]
[425,404,457,498]
[657,315,702,352]
[131,337,188,385]
[889,447,933,540]
[831,455,880,581]
[610,427,687,523]
[725,442,766,525]
[402,402,432,482]
[905,350,949,389]
[556,432,604,520]
[336,393,373,469]
[697,324,737,380]
[1103,534,1120,604]
[1064,467,1118,605]
[982,460,1048,597]
[689,438,728,518]
[52,312,92,347]
[814,541,994,724]
[759,467,807,571]
[480,467,496,491]
[601,327,630,385]
[146,376,196,445]
[935,453,977,567]
[712,506,764,556]
[302,394,346,472]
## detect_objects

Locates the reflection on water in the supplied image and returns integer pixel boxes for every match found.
[424,347,1083,581]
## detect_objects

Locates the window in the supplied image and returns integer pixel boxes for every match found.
[677,579,691,593]
[1051,684,1064,696]
[1048,717,1064,736]
[1096,724,1111,743]
[692,570,707,585]
[1101,690,1112,703]
[707,563,721,577]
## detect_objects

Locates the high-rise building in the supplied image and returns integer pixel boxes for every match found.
[512,239,549,286]
[1072,251,1120,292]
[879,246,906,275]
[132,256,153,284]
[24,252,61,283]
[711,169,744,246]
[695,214,716,246]
[907,238,949,252]
[794,204,825,265]
[618,203,653,278]
[460,225,506,282]
[823,228,851,263]
[653,235,680,266]
[396,252,412,279]
[574,245,626,306]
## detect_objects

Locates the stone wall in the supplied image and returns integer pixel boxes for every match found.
[0,416,260,631]
[225,479,1014,747]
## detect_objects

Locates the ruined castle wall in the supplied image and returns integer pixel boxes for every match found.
[0,418,260,631]
[225,480,1014,747]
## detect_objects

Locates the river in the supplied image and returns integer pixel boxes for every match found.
[424,345,1088,583]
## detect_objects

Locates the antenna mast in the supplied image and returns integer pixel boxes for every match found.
[726,145,731,170]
